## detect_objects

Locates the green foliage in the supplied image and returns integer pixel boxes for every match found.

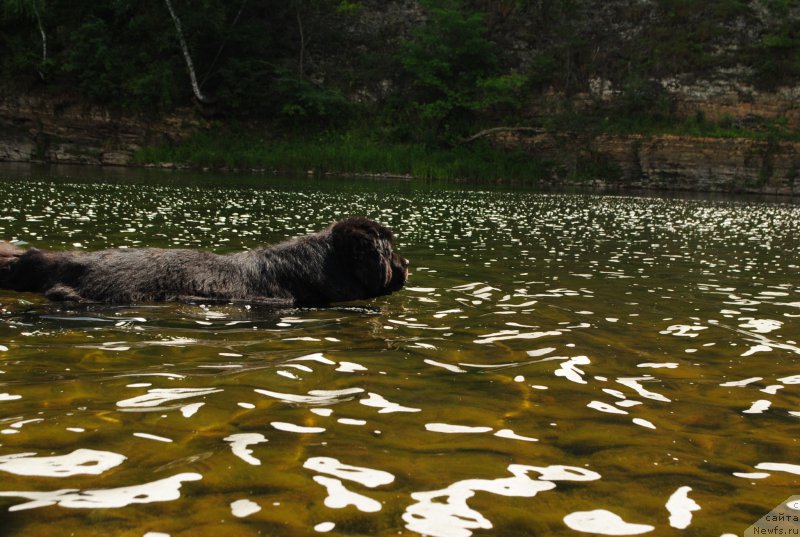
[614,74,674,123]
[212,57,274,115]
[629,0,753,76]
[749,0,800,89]
[399,0,525,139]
[526,54,559,89]
[274,72,352,126]
[134,129,552,183]
[1,0,47,78]
[61,16,122,103]
[751,20,800,89]
[1,0,183,110]
[0,0,359,118]
[0,21,41,76]
[1,0,799,162]
[336,0,360,15]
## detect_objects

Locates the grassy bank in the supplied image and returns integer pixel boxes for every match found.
[133,131,553,183]
[133,113,799,185]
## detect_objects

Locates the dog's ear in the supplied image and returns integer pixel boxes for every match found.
[331,218,392,295]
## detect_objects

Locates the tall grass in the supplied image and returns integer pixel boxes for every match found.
[133,131,553,183]
[134,115,797,184]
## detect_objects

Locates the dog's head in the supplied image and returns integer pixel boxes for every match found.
[331,217,408,299]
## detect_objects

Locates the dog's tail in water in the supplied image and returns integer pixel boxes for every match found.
[0,242,24,288]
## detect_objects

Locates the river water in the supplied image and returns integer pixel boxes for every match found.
[0,165,798,536]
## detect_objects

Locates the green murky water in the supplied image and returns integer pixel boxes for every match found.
[0,165,799,536]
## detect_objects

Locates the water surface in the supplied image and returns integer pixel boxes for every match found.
[0,166,799,536]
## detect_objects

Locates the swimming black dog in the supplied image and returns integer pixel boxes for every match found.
[0,217,408,306]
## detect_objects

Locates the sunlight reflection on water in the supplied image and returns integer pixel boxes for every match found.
[0,175,799,535]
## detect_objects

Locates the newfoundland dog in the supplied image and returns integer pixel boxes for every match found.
[0,217,408,307]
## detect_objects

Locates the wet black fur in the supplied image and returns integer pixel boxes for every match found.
[0,217,408,307]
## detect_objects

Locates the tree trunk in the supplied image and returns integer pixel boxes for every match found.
[32,2,45,61]
[296,7,305,78]
[460,127,545,144]
[31,0,46,80]
[199,0,248,90]
[164,0,210,104]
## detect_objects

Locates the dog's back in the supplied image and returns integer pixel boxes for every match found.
[0,243,269,303]
[0,217,407,305]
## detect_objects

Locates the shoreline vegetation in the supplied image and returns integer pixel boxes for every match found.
[131,114,800,183]
[133,131,549,183]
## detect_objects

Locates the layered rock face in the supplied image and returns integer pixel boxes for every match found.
[0,94,199,166]
[3,90,796,194]
[595,134,799,194]
[495,131,799,194]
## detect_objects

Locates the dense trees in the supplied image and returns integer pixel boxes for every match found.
[1,1,798,140]
[398,0,525,140]
[0,0,351,116]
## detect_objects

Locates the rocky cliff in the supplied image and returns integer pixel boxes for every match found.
[0,94,200,166]
[494,130,799,194]
[2,91,797,195]
[596,134,799,194]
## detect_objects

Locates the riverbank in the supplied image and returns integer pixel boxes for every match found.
[132,128,800,195]
[2,94,799,193]
[133,131,552,185]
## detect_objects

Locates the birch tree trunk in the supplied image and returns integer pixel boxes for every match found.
[163,0,210,104]
[31,0,46,65]
[8,0,47,79]
[296,7,305,78]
